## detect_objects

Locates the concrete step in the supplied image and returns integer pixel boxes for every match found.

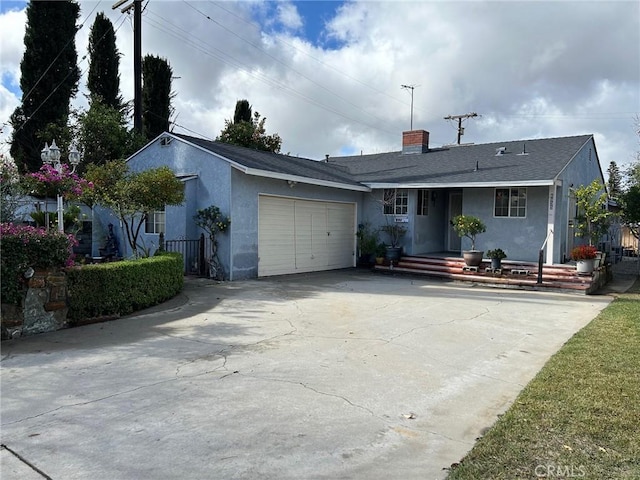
[376,255,598,293]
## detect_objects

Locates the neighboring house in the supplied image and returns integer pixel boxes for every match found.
[96,129,605,280]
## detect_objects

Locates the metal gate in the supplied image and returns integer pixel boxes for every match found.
[163,233,210,276]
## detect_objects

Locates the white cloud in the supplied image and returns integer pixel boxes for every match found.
[276,2,303,32]
[1,0,638,172]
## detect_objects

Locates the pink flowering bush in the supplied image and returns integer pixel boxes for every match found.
[23,164,93,200]
[0,222,77,305]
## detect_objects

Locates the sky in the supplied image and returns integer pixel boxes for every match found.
[1,0,639,175]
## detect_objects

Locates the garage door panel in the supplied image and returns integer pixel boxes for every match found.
[259,195,355,277]
[258,197,295,276]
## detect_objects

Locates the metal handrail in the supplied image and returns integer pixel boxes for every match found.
[537,229,553,284]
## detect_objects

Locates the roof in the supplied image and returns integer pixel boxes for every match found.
[170,133,368,191]
[149,132,595,191]
[327,134,594,188]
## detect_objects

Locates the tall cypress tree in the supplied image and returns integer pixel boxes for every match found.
[87,12,122,110]
[142,55,173,141]
[233,99,252,124]
[9,0,81,173]
[607,161,623,200]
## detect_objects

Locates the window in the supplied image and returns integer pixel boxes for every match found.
[145,209,165,234]
[417,189,430,216]
[383,189,408,215]
[494,188,527,217]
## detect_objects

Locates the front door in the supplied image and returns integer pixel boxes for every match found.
[447,192,462,251]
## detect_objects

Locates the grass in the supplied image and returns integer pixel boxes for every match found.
[447,279,640,480]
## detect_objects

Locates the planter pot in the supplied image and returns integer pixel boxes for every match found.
[490,258,502,270]
[385,246,402,261]
[463,250,484,267]
[576,259,595,274]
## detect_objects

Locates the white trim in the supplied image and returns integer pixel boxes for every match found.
[365,180,556,189]
[546,185,556,264]
[236,166,371,192]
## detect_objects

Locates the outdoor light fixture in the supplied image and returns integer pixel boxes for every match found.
[41,140,82,233]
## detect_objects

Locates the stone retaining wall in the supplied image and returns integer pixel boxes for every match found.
[1,269,68,339]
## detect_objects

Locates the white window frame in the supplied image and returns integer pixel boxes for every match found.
[383,188,408,215]
[417,189,430,216]
[494,187,527,218]
[145,209,166,234]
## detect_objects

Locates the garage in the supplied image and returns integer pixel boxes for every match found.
[258,195,356,277]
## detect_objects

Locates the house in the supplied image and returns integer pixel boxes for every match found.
[100,130,605,280]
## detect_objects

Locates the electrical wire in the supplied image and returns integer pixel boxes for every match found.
[145,4,398,137]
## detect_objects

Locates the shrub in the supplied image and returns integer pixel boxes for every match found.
[0,223,76,305]
[66,252,183,322]
[357,223,379,255]
[571,245,598,260]
[487,248,507,259]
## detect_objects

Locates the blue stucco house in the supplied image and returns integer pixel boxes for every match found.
[96,129,605,280]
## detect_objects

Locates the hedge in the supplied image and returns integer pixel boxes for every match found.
[66,252,184,323]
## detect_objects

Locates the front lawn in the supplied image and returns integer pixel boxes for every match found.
[447,280,640,479]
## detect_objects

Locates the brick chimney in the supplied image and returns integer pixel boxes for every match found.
[402,130,429,154]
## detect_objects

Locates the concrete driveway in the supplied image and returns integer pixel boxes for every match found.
[1,270,612,480]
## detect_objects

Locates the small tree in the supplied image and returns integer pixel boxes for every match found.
[217,110,282,153]
[194,205,230,279]
[574,180,613,246]
[75,100,145,167]
[451,214,486,251]
[621,185,640,244]
[84,161,184,257]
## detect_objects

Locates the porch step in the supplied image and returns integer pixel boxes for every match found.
[375,255,600,294]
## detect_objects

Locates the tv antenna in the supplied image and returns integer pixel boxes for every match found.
[444,112,478,145]
[401,84,419,130]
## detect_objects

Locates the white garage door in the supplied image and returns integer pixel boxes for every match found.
[258,195,356,277]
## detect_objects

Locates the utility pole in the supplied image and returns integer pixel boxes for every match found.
[444,112,478,145]
[401,84,418,130]
[112,0,143,134]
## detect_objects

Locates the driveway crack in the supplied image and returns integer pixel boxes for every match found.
[240,373,379,418]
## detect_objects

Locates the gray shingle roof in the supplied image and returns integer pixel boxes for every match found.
[172,133,361,188]
[327,134,593,186]
[172,133,593,188]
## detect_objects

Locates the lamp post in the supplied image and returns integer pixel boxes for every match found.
[41,140,81,233]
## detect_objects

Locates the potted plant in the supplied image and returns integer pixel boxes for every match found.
[451,214,486,266]
[375,242,387,265]
[571,244,598,274]
[356,223,379,266]
[487,248,507,270]
[380,223,407,261]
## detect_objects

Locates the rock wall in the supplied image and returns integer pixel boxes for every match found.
[1,269,68,339]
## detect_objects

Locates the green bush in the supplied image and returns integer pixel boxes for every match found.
[0,223,76,305]
[66,252,183,322]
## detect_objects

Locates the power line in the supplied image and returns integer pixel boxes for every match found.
[181,1,395,130]
[144,7,399,137]
[207,0,412,112]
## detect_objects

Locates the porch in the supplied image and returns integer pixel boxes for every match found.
[373,253,609,294]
